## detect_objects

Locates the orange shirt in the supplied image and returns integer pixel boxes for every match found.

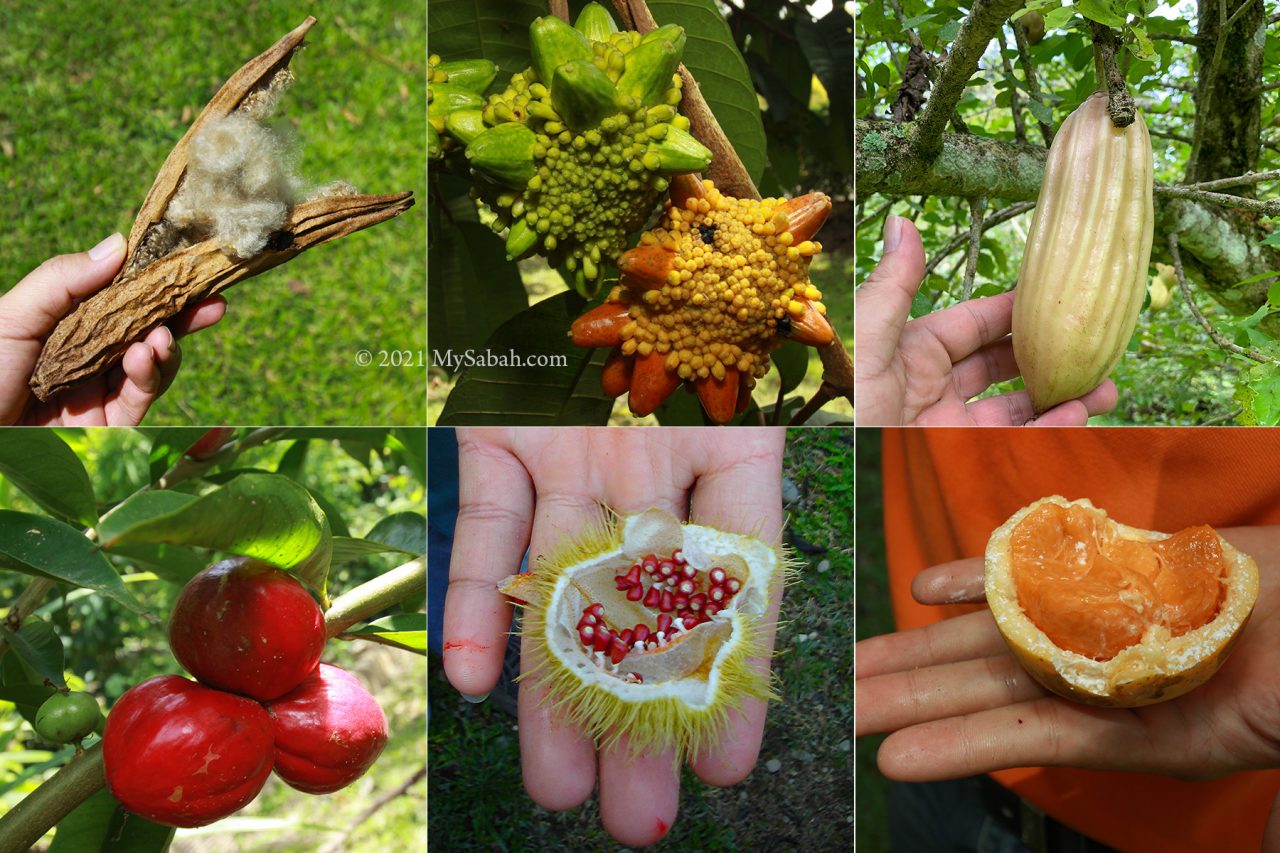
[881,427,1280,853]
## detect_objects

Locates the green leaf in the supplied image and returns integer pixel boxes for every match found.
[427,0,543,89]
[1075,0,1125,28]
[649,0,768,185]
[145,427,210,482]
[429,180,529,372]
[366,512,427,556]
[107,543,207,586]
[938,20,962,42]
[439,292,615,425]
[100,473,332,593]
[96,492,195,546]
[1043,6,1076,29]
[330,537,419,566]
[771,341,810,395]
[0,513,146,616]
[1026,97,1055,126]
[343,613,427,653]
[49,789,176,853]
[0,617,65,688]
[794,8,856,176]
[0,430,96,527]
[1267,280,1280,307]
[274,440,310,482]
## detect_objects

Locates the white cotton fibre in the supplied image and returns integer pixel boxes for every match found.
[165,113,301,259]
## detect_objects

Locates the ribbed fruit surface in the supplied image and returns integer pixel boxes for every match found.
[1012,93,1154,412]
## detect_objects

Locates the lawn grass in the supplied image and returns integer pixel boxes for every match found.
[0,2,426,425]
[427,427,855,848]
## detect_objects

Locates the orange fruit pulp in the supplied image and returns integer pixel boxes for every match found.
[1010,503,1226,661]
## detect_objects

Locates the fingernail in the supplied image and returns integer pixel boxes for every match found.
[460,691,489,704]
[161,326,175,353]
[883,216,904,254]
[88,233,124,261]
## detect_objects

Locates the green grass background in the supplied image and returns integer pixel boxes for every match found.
[427,428,854,848]
[0,2,426,425]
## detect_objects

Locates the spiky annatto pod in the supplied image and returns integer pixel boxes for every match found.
[441,6,712,297]
[499,507,794,759]
[568,176,835,423]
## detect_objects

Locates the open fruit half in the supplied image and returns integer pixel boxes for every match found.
[985,496,1258,707]
[499,507,791,757]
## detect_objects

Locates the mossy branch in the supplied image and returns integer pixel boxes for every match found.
[1088,21,1134,127]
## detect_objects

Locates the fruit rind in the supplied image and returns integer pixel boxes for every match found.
[499,507,796,759]
[985,496,1259,708]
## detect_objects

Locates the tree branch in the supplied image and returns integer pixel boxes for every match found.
[325,558,425,638]
[926,200,1033,278]
[0,744,106,853]
[1012,11,1054,146]
[1168,231,1279,364]
[961,197,987,298]
[907,0,1024,168]
[1088,21,1134,126]
[999,28,1027,144]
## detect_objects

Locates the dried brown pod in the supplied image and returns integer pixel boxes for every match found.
[29,17,414,402]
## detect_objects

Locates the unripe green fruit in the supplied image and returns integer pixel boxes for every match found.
[467,123,539,187]
[428,84,485,124]
[575,2,619,41]
[34,691,102,744]
[445,109,487,145]
[530,16,593,84]
[616,35,685,108]
[1021,11,1045,45]
[434,59,497,94]
[552,60,620,132]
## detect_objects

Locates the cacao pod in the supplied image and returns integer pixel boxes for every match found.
[1012,93,1153,413]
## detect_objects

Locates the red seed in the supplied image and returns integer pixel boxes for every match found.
[642,556,658,573]
[620,628,634,646]
[703,602,720,617]
[579,625,595,644]
[672,549,685,564]
[643,585,661,608]
[626,565,642,585]
[681,565,696,581]
[627,583,644,601]
[710,567,726,585]
[673,594,689,612]
[727,579,741,594]
[588,603,605,617]
[710,587,726,603]
[689,593,707,612]
[633,624,650,643]
[681,615,698,630]
[631,673,644,683]
[658,561,674,578]
[678,579,695,595]
[660,590,675,612]
[609,636,628,665]
[656,614,673,634]
[593,629,611,653]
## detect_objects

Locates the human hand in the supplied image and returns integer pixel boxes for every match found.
[0,233,226,425]
[854,215,1117,426]
[443,427,785,847]
[855,526,1280,844]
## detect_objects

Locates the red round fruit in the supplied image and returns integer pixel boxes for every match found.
[266,663,389,794]
[103,675,274,828]
[169,557,325,702]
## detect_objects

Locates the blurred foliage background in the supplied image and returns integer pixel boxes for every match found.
[428,0,855,425]
[0,2,426,425]
[427,427,854,848]
[0,428,426,852]
[856,0,1280,424]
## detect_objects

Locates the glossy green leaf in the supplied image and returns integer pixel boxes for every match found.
[0,430,96,527]
[0,513,145,615]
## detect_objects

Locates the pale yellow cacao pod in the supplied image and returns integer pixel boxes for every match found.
[1012,93,1154,413]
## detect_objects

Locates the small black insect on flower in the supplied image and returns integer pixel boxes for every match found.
[776,314,792,335]
[697,223,717,245]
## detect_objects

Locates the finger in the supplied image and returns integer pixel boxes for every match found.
[876,697,1146,781]
[170,296,228,337]
[964,389,1036,426]
[598,735,680,846]
[1030,380,1118,425]
[950,337,1018,400]
[916,290,1015,364]
[856,610,1007,679]
[911,558,985,605]
[105,340,165,426]
[856,653,1044,736]
[518,637,597,811]
[854,216,927,373]
[691,698,769,785]
[443,433,535,697]
[0,234,125,338]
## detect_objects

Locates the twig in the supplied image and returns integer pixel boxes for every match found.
[333,15,421,75]
[1012,13,1053,146]
[788,382,841,425]
[1168,231,1279,364]
[1088,21,1134,127]
[318,765,427,853]
[857,199,895,232]
[961,196,987,298]
[1150,127,1194,145]
[1154,184,1280,216]
[325,558,426,637]
[1148,32,1201,44]
[0,744,107,853]
[548,0,569,21]
[999,29,1026,144]
[925,200,1034,277]
[1171,169,1280,192]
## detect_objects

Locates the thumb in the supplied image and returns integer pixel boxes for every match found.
[3,233,126,339]
[855,215,927,372]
